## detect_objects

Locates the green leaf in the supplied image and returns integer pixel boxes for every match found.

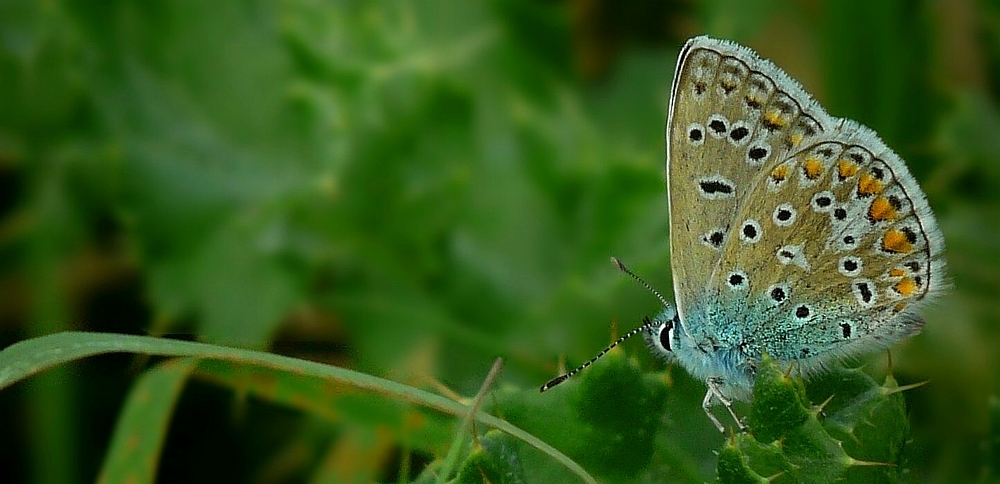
[97,358,199,484]
[721,357,908,484]
[490,349,669,483]
[716,440,771,484]
[572,350,667,478]
[191,221,302,345]
[457,430,528,484]
[748,355,810,443]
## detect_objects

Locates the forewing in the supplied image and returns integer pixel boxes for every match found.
[665,36,831,323]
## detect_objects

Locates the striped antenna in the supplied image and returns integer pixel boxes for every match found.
[611,257,670,307]
[539,316,658,392]
[539,257,668,393]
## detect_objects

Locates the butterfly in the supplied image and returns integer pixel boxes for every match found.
[542,36,946,432]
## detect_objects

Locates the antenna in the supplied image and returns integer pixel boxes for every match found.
[539,257,670,393]
[610,257,670,307]
[539,316,659,392]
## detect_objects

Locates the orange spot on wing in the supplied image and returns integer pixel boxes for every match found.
[857,173,883,197]
[838,159,860,179]
[869,196,898,222]
[893,277,918,296]
[888,268,906,277]
[763,110,787,128]
[893,302,907,313]
[771,164,789,182]
[803,157,824,180]
[882,229,913,254]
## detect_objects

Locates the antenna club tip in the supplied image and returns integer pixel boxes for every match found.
[610,256,625,270]
[540,374,569,392]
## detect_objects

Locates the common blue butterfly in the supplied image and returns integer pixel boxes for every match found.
[542,36,946,432]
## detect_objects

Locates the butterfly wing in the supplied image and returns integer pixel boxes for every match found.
[666,36,831,325]
[667,36,945,370]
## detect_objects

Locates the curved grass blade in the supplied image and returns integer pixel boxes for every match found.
[0,332,596,484]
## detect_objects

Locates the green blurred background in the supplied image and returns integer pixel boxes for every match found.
[1,0,999,482]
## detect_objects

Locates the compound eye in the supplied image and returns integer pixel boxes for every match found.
[659,322,674,352]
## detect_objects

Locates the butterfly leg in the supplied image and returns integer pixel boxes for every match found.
[705,377,748,432]
[701,386,726,432]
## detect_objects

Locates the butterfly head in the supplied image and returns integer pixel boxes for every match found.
[644,304,681,359]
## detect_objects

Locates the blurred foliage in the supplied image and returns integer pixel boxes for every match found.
[1,0,999,482]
